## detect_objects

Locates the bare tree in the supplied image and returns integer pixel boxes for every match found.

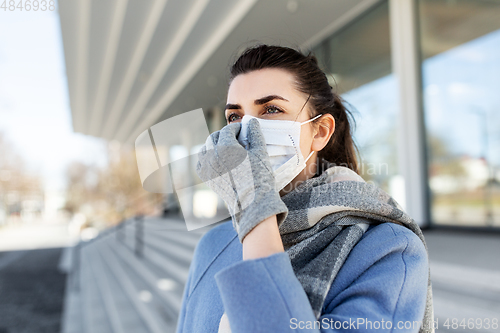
[63,145,162,228]
[0,132,44,221]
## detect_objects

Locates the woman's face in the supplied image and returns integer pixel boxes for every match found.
[225,68,323,194]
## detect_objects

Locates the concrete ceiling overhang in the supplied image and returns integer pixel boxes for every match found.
[58,0,381,144]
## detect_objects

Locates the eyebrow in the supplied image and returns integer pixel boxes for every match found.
[225,95,289,111]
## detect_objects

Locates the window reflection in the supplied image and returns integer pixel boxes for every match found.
[312,1,403,205]
[420,0,500,226]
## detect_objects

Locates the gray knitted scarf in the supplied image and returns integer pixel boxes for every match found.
[278,161,434,333]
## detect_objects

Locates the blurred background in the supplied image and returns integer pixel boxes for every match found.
[0,0,499,332]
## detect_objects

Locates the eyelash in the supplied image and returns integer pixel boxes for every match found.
[226,105,284,122]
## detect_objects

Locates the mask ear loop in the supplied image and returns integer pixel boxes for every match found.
[305,150,315,163]
[300,113,323,125]
[303,114,322,164]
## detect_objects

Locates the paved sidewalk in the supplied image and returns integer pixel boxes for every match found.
[0,248,66,333]
[0,222,76,252]
[423,228,500,333]
[424,228,500,271]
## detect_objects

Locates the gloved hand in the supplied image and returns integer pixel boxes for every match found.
[196,118,288,242]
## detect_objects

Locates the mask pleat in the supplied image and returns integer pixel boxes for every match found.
[235,114,317,192]
[266,145,296,156]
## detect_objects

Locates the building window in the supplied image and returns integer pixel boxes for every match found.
[419,0,500,227]
[312,1,404,205]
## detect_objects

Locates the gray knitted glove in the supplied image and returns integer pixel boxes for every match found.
[196,118,288,242]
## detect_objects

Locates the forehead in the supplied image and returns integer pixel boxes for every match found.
[227,68,301,101]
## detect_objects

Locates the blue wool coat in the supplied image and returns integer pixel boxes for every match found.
[176,220,428,332]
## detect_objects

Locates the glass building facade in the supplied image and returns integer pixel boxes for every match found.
[312,1,404,211]
[313,0,500,227]
[420,0,500,227]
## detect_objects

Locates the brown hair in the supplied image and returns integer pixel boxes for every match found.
[228,44,359,174]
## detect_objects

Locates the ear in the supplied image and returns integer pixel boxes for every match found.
[311,114,335,152]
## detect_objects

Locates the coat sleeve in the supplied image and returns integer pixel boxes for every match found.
[214,223,429,332]
[175,249,195,333]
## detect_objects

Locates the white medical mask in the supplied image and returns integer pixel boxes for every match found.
[237,113,322,192]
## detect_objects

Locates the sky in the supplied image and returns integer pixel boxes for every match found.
[0,9,108,192]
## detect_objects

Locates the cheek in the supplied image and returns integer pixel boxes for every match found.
[299,125,314,156]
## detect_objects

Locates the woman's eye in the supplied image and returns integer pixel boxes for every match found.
[265,105,283,114]
[227,113,241,122]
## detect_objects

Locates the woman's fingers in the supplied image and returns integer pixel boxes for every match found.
[247,118,266,151]
[203,130,219,152]
[197,122,247,180]
[218,122,242,146]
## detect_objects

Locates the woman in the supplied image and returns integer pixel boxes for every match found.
[176,44,434,333]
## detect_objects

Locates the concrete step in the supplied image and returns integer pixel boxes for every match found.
[128,230,196,266]
[429,260,500,330]
[114,235,190,286]
[61,269,84,333]
[60,216,217,333]
[80,246,113,333]
[103,239,183,316]
[91,245,150,333]
[58,245,74,273]
[156,231,202,250]
[97,239,175,333]
[121,222,203,250]
[115,228,196,272]
[86,245,126,333]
